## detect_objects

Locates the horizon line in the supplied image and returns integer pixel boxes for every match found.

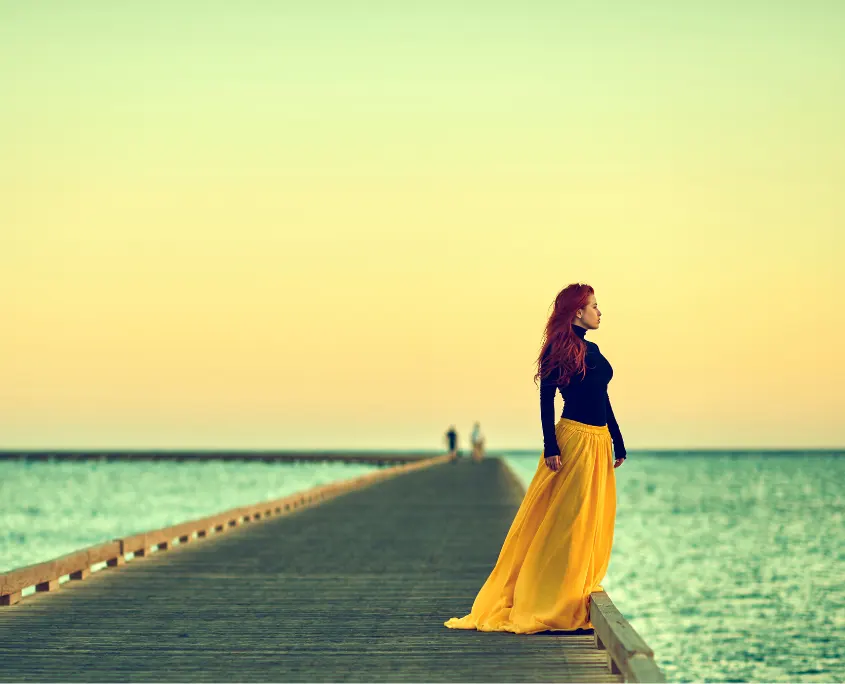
[0,447,842,454]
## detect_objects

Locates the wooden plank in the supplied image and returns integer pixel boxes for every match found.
[590,591,654,657]
[86,541,122,567]
[35,579,58,592]
[628,653,668,683]
[0,591,21,606]
[590,591,665,682]
[119,533,147,556]
[1,548,89,595]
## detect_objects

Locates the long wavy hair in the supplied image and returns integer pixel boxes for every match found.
[534,283,594,389]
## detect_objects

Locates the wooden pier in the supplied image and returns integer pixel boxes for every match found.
[0,457,664,682]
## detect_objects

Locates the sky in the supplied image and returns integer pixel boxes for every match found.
[2,1,843,450]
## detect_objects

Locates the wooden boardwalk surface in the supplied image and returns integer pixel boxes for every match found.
[0,458,625,682]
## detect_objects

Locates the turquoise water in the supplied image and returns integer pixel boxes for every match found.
[0,459,379,573]
[3,454,842,681]
[503,452,845,683]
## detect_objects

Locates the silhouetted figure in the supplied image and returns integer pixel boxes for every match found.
[470,421,485,462]
[444,425,459,462]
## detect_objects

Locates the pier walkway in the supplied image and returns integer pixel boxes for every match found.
[0,458,662,682]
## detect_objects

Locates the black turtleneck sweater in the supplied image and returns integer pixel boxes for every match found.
[539,324,627,460]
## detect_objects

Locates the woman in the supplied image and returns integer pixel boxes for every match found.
[444,283,626,633]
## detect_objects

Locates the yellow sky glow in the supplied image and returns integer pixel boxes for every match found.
[2,2,843,449]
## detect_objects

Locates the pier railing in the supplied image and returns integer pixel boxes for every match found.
[1,453,451,607]
[590,591,666,682]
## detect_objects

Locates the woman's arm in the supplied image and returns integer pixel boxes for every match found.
[540,349,561,458]
[605,393,627,460]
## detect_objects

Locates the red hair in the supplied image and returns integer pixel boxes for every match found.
[534,283,594,389]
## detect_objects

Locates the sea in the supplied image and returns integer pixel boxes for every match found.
[0,458,379,573]
[1,452,843,682]
[503,451,844,683]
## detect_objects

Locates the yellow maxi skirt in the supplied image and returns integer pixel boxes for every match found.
[444,417,616,634]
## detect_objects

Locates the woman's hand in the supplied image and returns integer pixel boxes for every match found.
[544,455,562,472]
[613,457,625,469]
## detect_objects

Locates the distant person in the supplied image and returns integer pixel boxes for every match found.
[470,422,485,462]
[445,282,626,634]
[444,425,459,462]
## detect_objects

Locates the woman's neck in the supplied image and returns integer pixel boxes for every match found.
[571,323,587,339]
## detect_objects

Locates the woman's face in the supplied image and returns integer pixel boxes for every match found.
[576,294,601,329]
